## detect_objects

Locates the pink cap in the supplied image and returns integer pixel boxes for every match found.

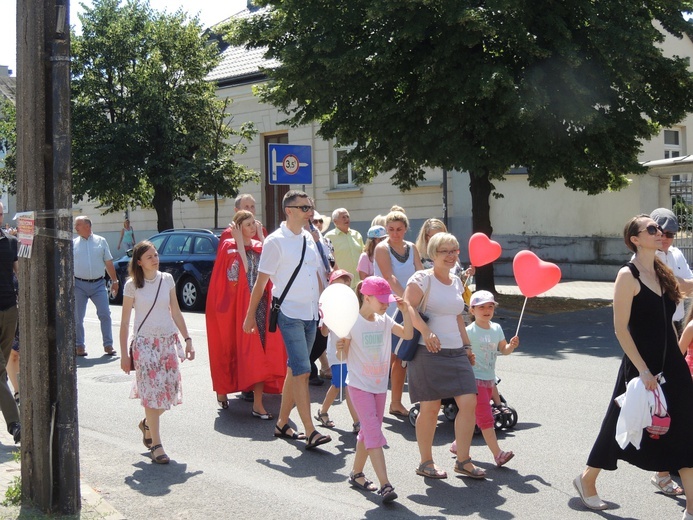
[329,269,354,284]
[360,276,397,304]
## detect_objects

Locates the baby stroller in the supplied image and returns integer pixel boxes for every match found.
[407,378,518,433]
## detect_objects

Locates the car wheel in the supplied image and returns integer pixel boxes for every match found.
[106,275,123,305]
[178,276,202,311]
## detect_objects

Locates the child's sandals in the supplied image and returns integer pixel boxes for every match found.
[352,422,360,434]
[377,483,398,503]
[348,471,377,492]
[314,411,335,428]
[494,450,514,467]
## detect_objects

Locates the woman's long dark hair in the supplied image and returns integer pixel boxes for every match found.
[624,215,681,303]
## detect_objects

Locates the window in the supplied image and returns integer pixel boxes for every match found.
[335,148,361,186]
[193,237,215,255]
[162,235,191,256]
[665,129,681,159]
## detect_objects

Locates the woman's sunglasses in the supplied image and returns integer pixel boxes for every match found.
[638,224,663,236]
[313,219,323,224]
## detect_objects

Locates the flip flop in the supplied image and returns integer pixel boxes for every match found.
[274,423,306,440]
[415,460,448,479]
[348,472,377,492]
[388,409,408,418]
[305,430,331,450]
[454,458,486,479]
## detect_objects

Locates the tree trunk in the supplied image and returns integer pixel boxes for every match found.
[152,184,175,232]
[469,169,497,293]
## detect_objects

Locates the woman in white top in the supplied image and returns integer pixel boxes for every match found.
[374,210,423,417]
[404,233,483,480]
[119,241,195,464]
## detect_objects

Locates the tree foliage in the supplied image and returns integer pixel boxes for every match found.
[231,0,693,288]
[72,0,257,231]
[0,99,16,194]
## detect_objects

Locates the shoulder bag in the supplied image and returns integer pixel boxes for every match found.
[129,276,163,371]
[393,271,432,362]
[269,237,307,332]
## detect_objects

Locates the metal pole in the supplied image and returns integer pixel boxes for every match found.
[442,169,448,228]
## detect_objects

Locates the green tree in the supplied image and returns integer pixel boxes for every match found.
[0,98,16,193]
[231,0,693,289]
[72,0,256,231]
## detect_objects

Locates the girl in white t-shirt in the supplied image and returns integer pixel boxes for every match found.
[337,276,413,504]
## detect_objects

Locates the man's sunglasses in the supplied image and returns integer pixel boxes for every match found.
[663,231,676,239]
[285,205,314,213]
[638,224,663,236]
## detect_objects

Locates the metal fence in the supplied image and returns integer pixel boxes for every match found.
[671,176,693,264]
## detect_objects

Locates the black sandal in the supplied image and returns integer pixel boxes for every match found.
[348,472,377,492]
[217,395,229,409]
[274,423,306,440]
[138,418,152,448]
[377,483,398,503]
[305,430,332,450]
[149,444,170,465]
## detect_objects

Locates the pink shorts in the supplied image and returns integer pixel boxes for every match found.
[348,386,387,450]
[475,383,494,431]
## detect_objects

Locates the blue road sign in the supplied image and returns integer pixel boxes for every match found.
[268,144,313,185]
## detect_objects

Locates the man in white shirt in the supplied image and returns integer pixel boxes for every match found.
[650,208,693,325]
[243,190,332,450]
[73,216,119,357]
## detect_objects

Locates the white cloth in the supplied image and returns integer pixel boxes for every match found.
[123,271,177,337]
[345,313,395,394]
[258,222,321,321]
[615,378,667,450]
[407,270,466,349]
[657,247,693,321]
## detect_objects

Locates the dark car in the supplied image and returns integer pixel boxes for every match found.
[108,229,220,312]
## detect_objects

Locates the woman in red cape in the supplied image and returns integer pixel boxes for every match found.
[206,210,286,418]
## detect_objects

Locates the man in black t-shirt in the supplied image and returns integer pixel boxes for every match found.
[0,202,20,443]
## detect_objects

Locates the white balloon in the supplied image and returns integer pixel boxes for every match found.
[319,283,360,338]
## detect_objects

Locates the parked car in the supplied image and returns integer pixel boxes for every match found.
[107,229,220,312]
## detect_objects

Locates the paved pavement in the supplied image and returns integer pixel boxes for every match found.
[0,276,614,519]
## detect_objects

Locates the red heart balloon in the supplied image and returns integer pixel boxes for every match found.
[512,250,562,298]
[468,233,502,267]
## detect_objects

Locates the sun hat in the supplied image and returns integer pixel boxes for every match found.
[312,210,332,233]
[650,208,679,233]
[360,276,397,304]
[469,290,498,307]
[367,225,387,239]
[329,269,354,285]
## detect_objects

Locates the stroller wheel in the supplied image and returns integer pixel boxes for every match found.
[443,403,458,421]
[408,405,419,427]
[506,407,518,428]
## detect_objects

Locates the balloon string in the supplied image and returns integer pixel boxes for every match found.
[515,297,528,337]
[340,361,343,403]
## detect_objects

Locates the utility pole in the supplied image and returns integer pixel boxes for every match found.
[16,0,80,513]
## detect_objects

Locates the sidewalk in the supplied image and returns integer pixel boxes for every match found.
[493,276,613,301]
[0,429,125,519]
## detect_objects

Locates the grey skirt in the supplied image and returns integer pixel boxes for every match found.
[407,345,477,403]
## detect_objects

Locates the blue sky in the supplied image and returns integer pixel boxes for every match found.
[1,0,248,76]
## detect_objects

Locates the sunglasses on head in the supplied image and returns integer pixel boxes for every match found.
[639,224,663,236]
[285,205,314,213]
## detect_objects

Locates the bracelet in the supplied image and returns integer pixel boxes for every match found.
[184,337,192,342]
[463,344,472,349]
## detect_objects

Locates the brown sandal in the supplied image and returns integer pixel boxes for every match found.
[150,444,170,464]
[138,419,152,448]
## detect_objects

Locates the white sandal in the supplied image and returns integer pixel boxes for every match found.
[651,473,684,496]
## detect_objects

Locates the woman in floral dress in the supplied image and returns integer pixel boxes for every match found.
[120,240,195,464]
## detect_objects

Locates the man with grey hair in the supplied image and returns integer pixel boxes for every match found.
[221,193,265,242]
[73,216,119,357]
[324,207,363,290]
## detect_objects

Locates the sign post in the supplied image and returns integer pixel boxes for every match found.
[268,144,313,185]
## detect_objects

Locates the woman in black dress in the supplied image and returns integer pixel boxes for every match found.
[574,215,693,516]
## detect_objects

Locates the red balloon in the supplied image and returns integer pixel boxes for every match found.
[468,233,502,267]
[512,250,562,298]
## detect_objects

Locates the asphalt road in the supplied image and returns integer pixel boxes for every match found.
[74,304,687,520]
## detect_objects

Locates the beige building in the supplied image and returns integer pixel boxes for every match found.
[74,11,693,280]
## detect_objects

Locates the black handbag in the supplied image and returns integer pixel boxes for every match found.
[268,237,306,332]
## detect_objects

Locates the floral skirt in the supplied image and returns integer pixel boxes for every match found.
[130,333,185,410]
